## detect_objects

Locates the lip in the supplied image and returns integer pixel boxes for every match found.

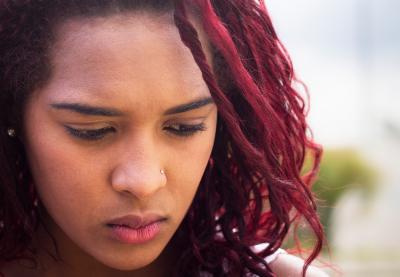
[107,214,166,229]
[106,213,167,244]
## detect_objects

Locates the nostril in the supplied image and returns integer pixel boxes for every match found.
[110,165,167,198]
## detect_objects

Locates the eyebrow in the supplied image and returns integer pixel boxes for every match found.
[49,96,214,117]
[164,96,214,115]
[50,103,123,116]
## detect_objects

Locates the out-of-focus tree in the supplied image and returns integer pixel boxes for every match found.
[305,148,377,239]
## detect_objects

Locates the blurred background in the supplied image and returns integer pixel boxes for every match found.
[265,0,400,276]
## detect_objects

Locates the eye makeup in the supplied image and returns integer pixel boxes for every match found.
[64,122,207,142]
[64,125,116,141]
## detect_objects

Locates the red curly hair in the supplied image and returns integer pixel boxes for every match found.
[0,0,323,276]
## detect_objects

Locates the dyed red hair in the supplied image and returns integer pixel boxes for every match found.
[0,0,323,276]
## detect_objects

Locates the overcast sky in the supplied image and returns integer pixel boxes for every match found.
[264,0,400,147]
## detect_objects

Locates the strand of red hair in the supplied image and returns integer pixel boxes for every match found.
[173,0,324,276]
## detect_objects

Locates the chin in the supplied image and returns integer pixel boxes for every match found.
[92,246,164,271]
[107,259,155,271]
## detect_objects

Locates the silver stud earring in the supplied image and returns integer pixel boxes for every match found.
[160,169,165,175]
[7,128,16,137]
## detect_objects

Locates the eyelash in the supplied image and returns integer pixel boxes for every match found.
[164,123,207,137]
[64,126,114,141]
[64,123,207,141]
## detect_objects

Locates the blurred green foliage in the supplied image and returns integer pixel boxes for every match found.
[305,148,377,239]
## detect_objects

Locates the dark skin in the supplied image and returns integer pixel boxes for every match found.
[3,10,217,277]
[1,9,328,277]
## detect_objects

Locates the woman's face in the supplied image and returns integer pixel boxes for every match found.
[23,12,217,271]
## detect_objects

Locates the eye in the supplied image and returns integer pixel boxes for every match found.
[164,123,207,137]
[64,126,115,141]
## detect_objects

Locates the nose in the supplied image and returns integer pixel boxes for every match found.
[110,140,166,199]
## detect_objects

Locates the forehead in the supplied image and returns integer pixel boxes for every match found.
[41,11,213,107]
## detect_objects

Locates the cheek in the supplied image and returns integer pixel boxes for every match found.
[24,124,102,223]
[24,101,89,197]
[167,120,217,214]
